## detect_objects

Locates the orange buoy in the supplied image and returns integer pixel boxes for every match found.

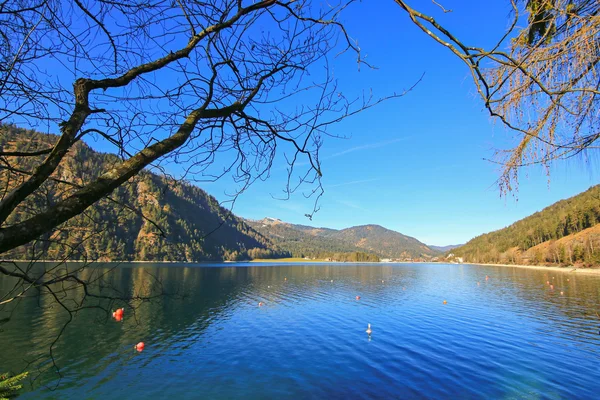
[113,308,124,321]
[443,300,448,304]
[356,296,361,300]
[135,342,145,352]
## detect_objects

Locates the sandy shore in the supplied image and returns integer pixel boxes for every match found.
[468,262,600,275]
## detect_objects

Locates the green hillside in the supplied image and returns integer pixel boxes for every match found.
[452,185,600,266]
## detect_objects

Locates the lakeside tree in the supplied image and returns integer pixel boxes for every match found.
[395,0,600,193]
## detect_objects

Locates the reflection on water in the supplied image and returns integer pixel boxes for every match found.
[1,263,600,399]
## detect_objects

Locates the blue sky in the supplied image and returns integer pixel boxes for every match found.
[199,0,598,246]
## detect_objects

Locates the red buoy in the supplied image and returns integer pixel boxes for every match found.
[356,296,361,300]
[258,302,265,307]
[135,342,145,352]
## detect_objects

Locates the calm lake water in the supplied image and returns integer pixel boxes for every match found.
[1,262,600,399]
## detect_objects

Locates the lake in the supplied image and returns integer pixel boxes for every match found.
[1,262,600,399]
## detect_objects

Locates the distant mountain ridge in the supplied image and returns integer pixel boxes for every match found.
[247,218,439,259]
[452,185,600,266]
[429,244,463,253]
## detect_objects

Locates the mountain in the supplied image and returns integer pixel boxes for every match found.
[1,125,289,262]
[429,244,463,253]
[452,185,600,266]
[246,218,378,260]
[326,225,438,258]
[247,219,438,259]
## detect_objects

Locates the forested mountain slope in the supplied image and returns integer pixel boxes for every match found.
[452,185,600,266]
[1,125,288,261]
[246,218,379,260]
[328,225,438,258]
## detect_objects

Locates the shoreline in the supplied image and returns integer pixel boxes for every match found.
[468,262,600,275]
[3,259,600,274]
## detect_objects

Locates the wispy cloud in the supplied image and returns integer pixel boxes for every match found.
[327,177,385,188]
[324,136,412,160]
[273,136,412,172]
[332,198,368,211]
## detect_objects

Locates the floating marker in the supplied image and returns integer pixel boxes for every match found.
[135,342,145,352]
[443,300,447,304]
[258,302,265,307]
[113,308,124,321]
[356,296,361,300]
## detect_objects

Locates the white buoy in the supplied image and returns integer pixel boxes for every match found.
[366,323,372,335]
